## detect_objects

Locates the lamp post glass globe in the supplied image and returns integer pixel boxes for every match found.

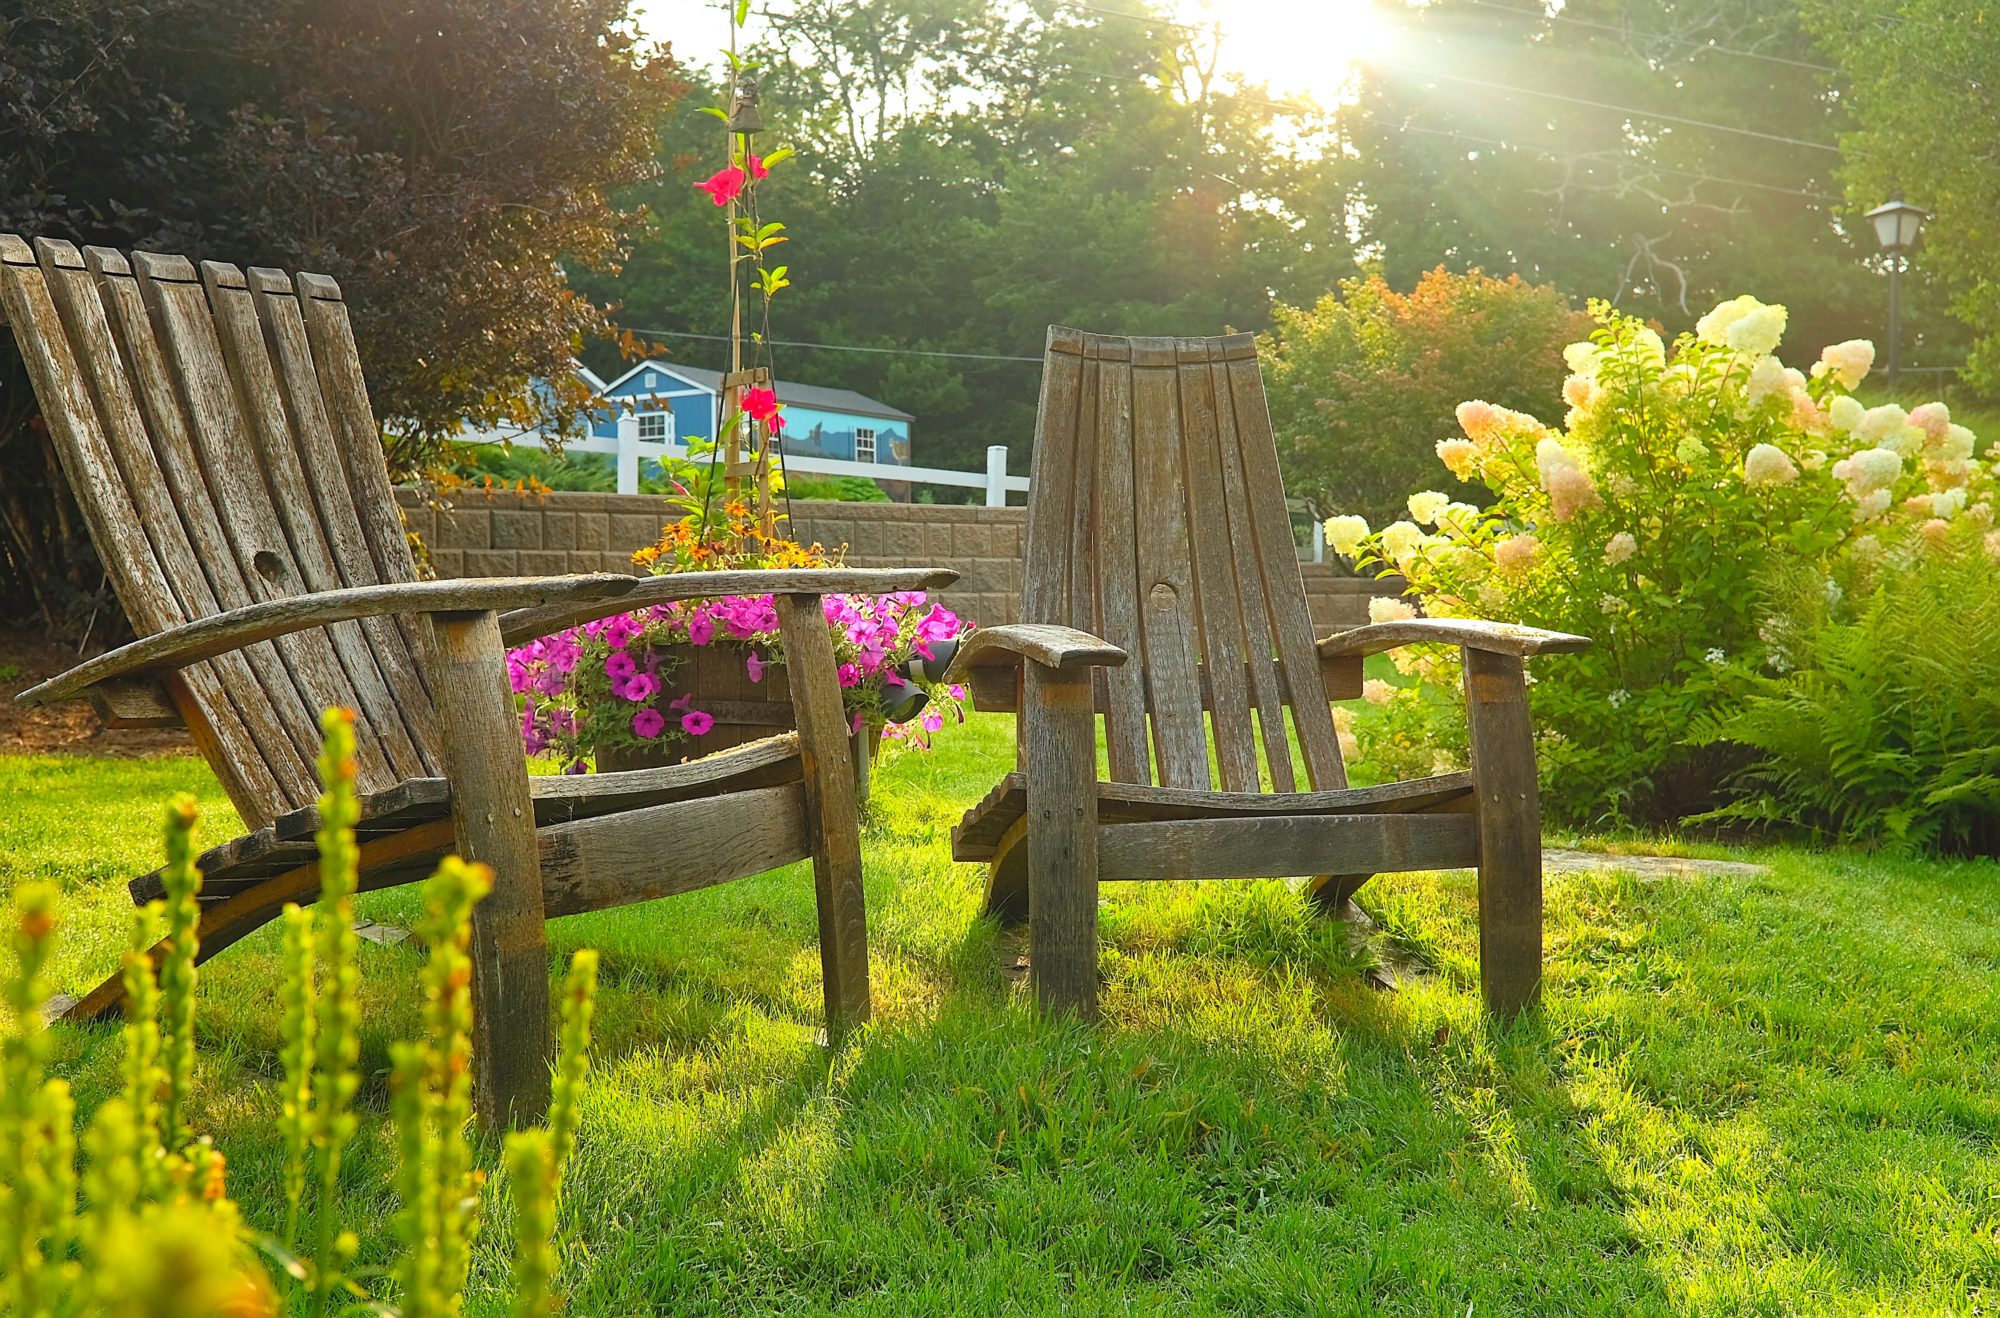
[1865,196,1926,252]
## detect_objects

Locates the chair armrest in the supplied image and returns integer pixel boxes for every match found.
[942,624,1128,682]
[498,566,961,646]
[18,574,636,708]
[1317,618,1592,660]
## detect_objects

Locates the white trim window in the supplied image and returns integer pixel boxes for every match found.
[636,411,671,442]
[853,426,878,463]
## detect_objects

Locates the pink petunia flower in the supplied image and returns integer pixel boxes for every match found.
[921,709,944,733]
[631,707,666,739]
[605,650,637,681]
[745,652,766,683]
[687,614,715,646]
[681,710,715,736]
[837,663,861,688]
[617,671,662,703]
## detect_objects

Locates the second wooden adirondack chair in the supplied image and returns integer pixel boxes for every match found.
[945,327,1589,1018]
[0,233,953,1126]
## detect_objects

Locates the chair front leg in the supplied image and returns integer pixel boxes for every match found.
[1462,646,1543,1017]
[774,592,871,1037]
[430,609,552,1129]
[1023,661,1100,1019]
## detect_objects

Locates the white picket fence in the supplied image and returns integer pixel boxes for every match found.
[459,416,1029,506]
[458,418,1329,560]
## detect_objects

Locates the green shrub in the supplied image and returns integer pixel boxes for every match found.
[1263,267,1591,525]
[1689,535,2000,853]
[1328,295,1985,825]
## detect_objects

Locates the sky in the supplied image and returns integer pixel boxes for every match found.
[631,0,1398,105]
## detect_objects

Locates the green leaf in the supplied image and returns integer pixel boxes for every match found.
[735,0,750,25]
[698,105,729,121]
[761,146,795,167]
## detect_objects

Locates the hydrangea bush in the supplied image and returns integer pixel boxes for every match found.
[1326,295,1986,823]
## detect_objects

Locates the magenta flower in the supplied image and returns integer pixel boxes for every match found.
[603,614,643,648]
[605,650,636,681]
[617,671,661,703]
[921,709,945,733]
[696,166,746,206]
[687,614,715,646]
[631,707,666,739]
[837,663,861,688]
[682,710,715,736]
[746,652,766,683]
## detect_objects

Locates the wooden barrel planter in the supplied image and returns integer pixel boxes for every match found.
[594,641,876,801]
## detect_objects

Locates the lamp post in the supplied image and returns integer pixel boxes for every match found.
[1864,195,1927,395]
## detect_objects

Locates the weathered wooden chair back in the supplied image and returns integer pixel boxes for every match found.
[1023,326,1346,794]
[0,235,440,828]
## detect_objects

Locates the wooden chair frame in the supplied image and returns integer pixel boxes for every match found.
[944,327,1589,1018]
[1,233,952,1125]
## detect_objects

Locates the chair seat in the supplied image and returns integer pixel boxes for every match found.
[132,734,803,904]
[951,769,1476,862]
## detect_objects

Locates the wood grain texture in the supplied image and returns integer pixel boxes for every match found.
[245,266,441,770]
[134,249,392,788]
[87,679,183,729]
[536,783,811,918]
[499,567,958,645]
[1089,346,1151,784]
[1174,338,1259,792]
[953,771,1475,861]
[1320,618,1594,659]
[982,817,1031,926]
[1463,647,1544,1017]
[31,240,297,806]
[1222,347,1347,790]
[429,611,551,1129]
[0,239,298,821]
[1023,663,1101,1017]
[774,592,872,1034]
[1098,812,1475,884]
[1131,337,1207,790]
[943,623,1127,677]
[23,575,637,706]
[82,241,327,809]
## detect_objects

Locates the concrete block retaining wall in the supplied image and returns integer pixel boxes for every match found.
[397,489,1401,632]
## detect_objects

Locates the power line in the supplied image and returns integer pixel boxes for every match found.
[1400,121,1832,202]
[1366,59,1845,154]
[628,326,1042,363]
[1461,0,1837,74]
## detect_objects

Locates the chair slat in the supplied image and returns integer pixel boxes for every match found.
[0,240,299,823]
[1173,338,1259,792]
[1222,348,1347,789]
[83,246,332,800]
[246,267,440,772]
[1128,337,1206,790]
[1206,356,1297,791]
[32,242,309,815]
[130,251,395,792]
[199,260,426,783]
[1085,339,1151,783]
[1023,327,1083,624]
[294,274,432,665]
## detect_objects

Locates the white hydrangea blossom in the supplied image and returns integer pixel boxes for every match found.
[1828,394,1866,433]
[1361,678,1397,706]
[1368,596,1418,623]
[1695,294,1787,356]
[1932,487,1968,519]
[1705,647,1727,665]
[1406,490,1450,525]
[1603,531,1638,565]
[1379,519,1425,567]
[1856,403,1910,444]
[1743,443,1799,486]
[1746,355,1790,403]
[1813,339,1875,389]
[1324,514,1369,557]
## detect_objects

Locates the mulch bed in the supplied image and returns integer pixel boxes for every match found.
[0,634,194,758]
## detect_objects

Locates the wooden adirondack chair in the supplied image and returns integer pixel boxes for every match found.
[944,327,1589,1018]
[0,233,954,1126]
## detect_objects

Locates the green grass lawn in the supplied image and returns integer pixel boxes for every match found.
[6,717,2000,1315]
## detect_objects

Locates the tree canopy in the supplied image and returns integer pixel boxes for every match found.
[0,0,678,628]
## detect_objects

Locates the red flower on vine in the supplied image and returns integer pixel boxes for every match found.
[746,153,771,179]
[741,387,780,422]
[696,166,746,207]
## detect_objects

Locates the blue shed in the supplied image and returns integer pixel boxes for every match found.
[588,361,914,468]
